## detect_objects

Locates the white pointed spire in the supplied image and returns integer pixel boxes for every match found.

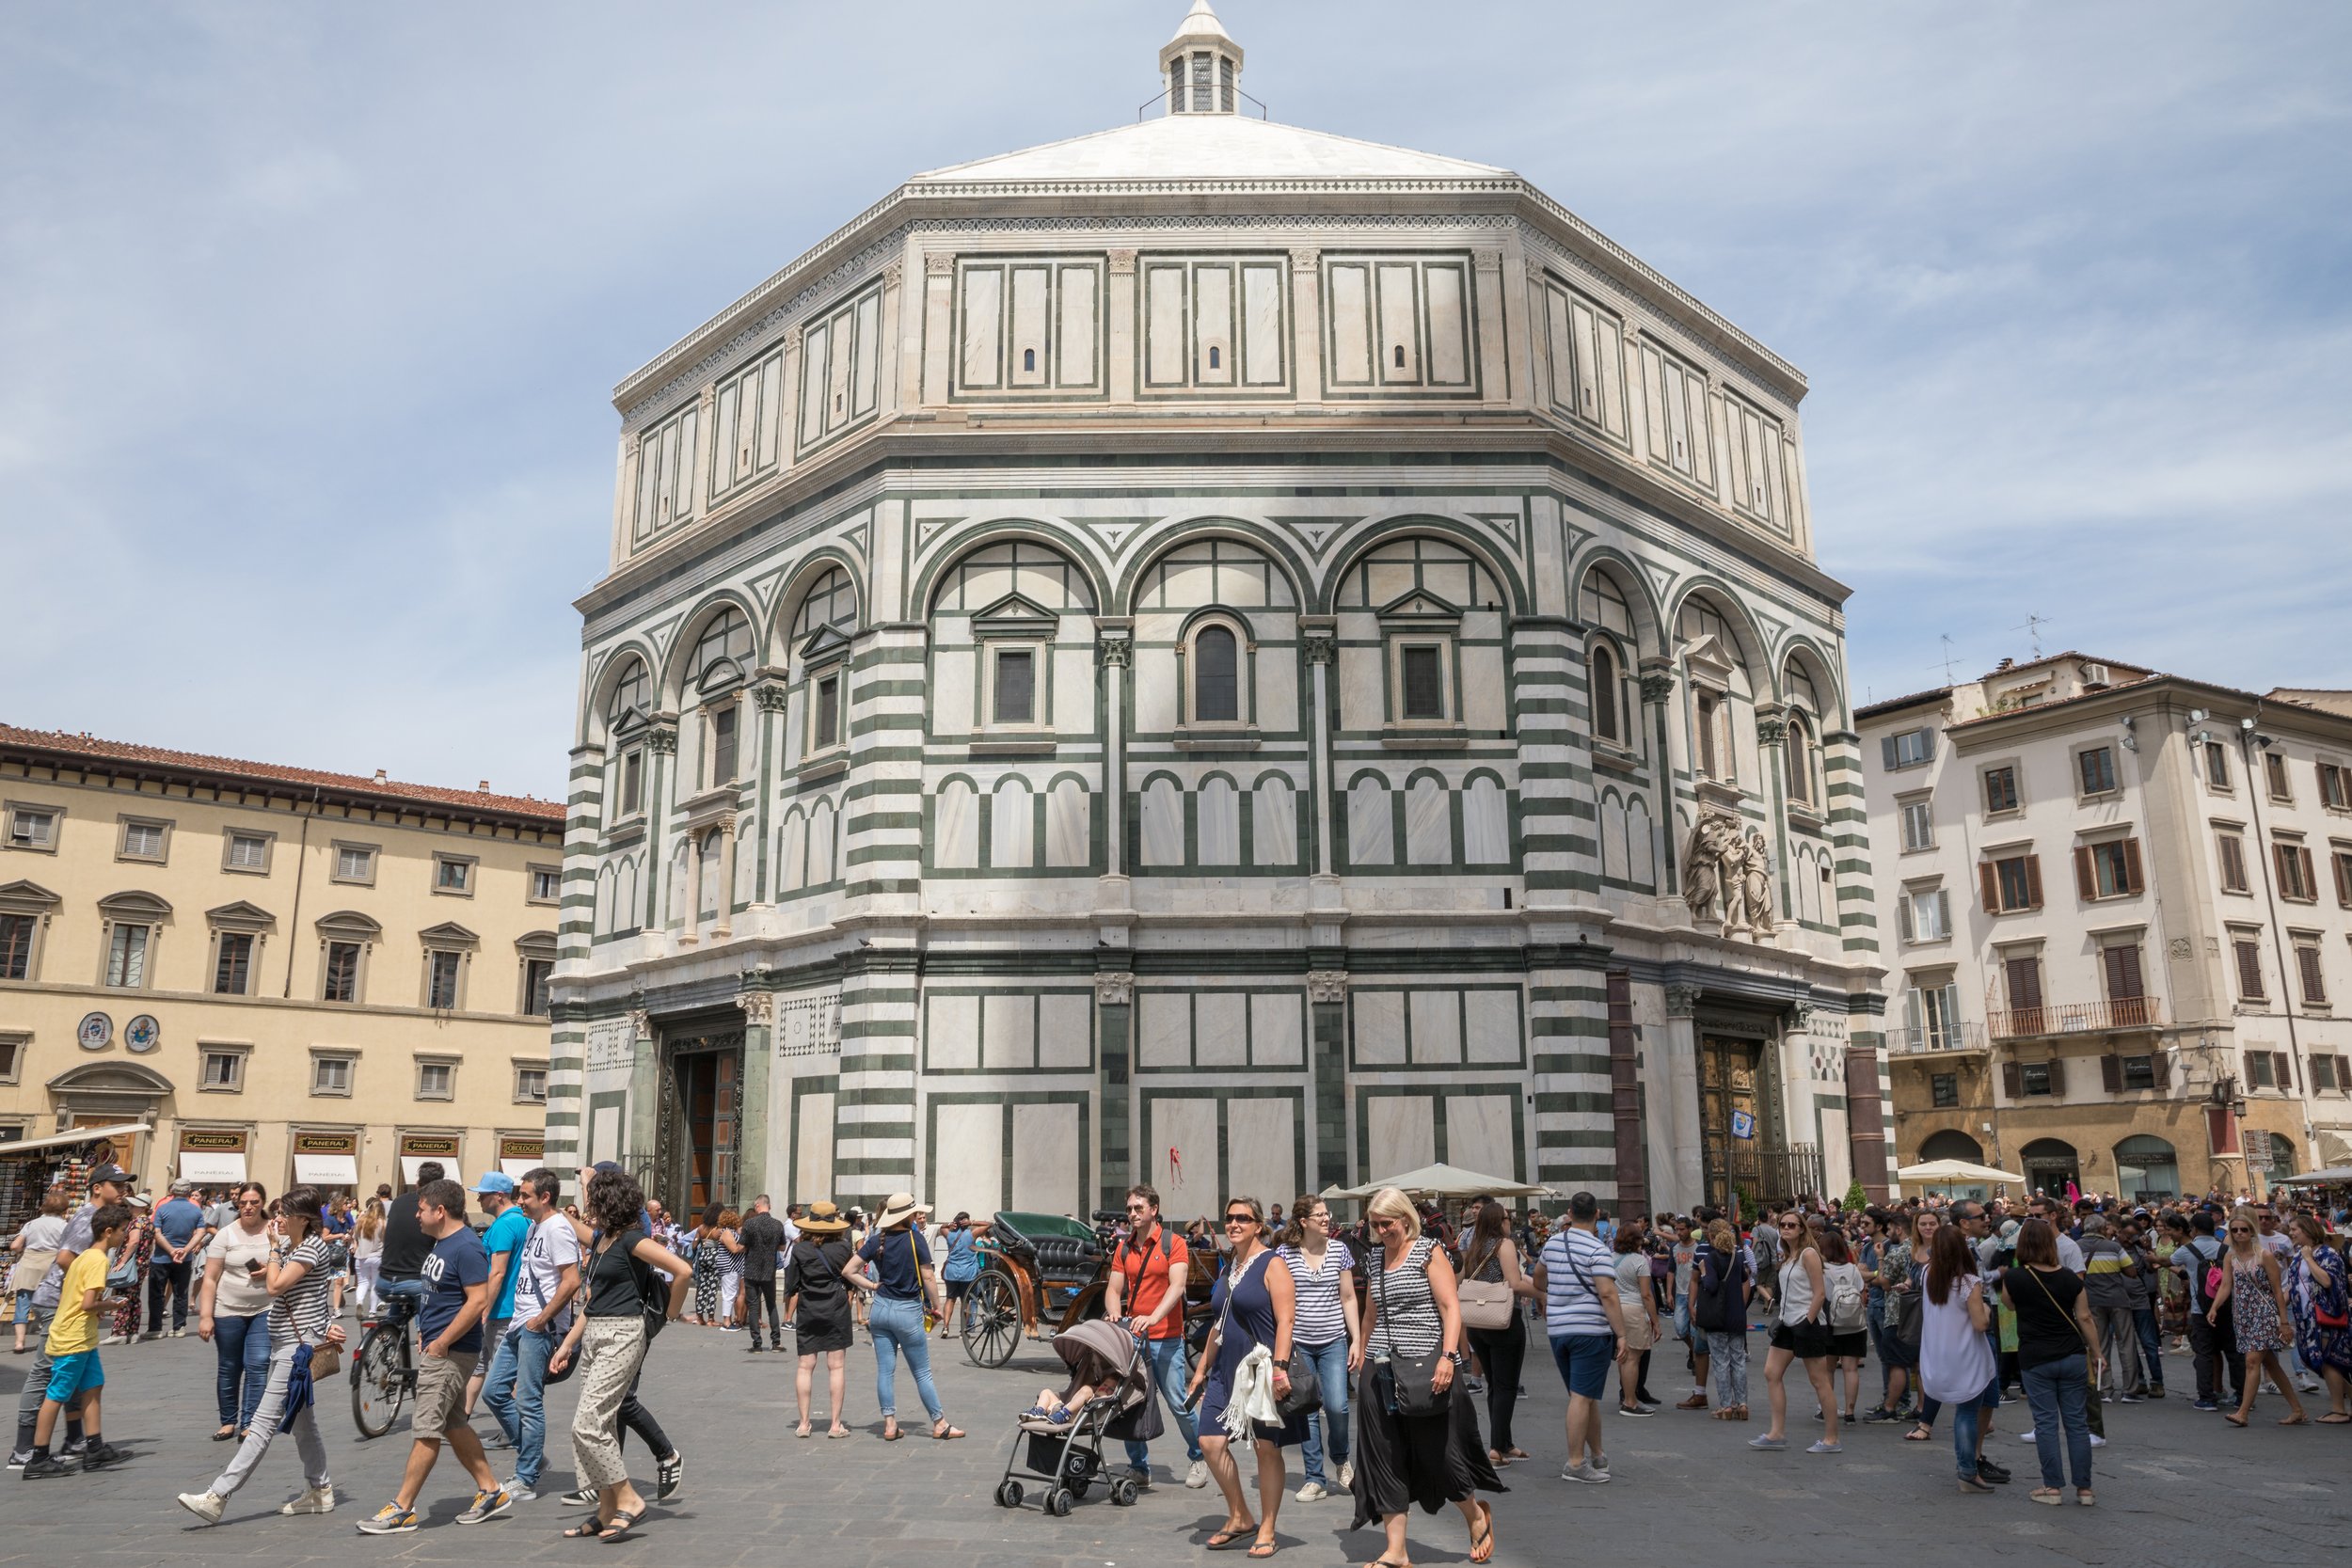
[1159,0,1244,115]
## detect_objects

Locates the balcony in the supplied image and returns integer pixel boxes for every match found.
[1988,997,2163,1041]
[1889,1022,1989,1056]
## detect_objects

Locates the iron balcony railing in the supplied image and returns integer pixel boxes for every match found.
[1988,996,2163,1041]
[1888,1021,1989,1055]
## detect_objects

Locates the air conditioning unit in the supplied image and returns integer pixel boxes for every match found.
[2081,662,2111,688]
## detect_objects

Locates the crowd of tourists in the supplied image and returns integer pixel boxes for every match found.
[8,1161,2347,1545]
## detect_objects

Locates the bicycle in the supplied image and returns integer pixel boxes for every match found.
[351,1290,421,1439]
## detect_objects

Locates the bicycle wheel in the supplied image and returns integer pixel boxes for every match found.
[350,1324,408,1439]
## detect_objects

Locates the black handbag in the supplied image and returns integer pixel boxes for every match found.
[1375,1241,1445,1418]
[1278,1350,1321,1418]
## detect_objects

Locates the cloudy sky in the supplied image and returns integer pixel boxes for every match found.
[4,1,2345,797]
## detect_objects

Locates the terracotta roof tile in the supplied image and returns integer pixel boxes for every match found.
[0,724,566,823]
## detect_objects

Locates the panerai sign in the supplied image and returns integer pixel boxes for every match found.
[180,1130,248,1153]
[294,1132,357,1155]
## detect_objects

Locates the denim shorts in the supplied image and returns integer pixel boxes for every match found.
[1550,1332,1616,1400]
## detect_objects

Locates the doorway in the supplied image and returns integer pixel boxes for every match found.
[2020,1137,2079,1200]
[1698,1036,1764,1213]
[657,1027,743,1217]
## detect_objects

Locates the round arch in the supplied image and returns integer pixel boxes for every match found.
[1917,1129,1984,1164]
[1316,514,1529,617]
[911,522,1109,616]
[583,640,660,747]
[774,548,867,651]
[660,588,764,709]
[1567,546,1668,661]
[1779,636,1848,730]
[1665,578,1776,697]
[1114,520,1312,616]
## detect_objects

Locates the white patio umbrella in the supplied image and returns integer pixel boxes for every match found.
[1333,1163,1549,1201]
[1895,1158,2026,1186]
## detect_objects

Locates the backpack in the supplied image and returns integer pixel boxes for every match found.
[1827,1263,1867,1332]
[2187,1239,2226,1311]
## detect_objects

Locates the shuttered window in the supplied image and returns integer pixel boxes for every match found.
[2202,741,2232,788]
[2077,838,2144,899]
[1899,800,1934,851]
[2296,943,2328,1006]
[2217,831,2249,893]
[1982,853,2042,913]
[2005,954,2044,1030]
[2265,751,2292,801]
[1401,645,1446,721]
[2233,936,2266,1002]
[2103,942,2145,1001]
[2336,848,2352,907]
[2275,840,2318,901]
[1881,728,1934,769]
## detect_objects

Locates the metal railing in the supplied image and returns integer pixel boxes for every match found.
[1888,1021,1989,1054]
[1988,996,2163,1040]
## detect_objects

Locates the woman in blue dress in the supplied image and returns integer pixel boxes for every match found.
[2284,1214,2352,1421]
[1185,1196,1306,1558]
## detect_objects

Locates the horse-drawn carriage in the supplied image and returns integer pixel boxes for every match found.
[960,1211,1212,1370]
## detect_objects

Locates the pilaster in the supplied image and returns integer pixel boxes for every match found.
[735,979,775,1201]
[834,942,920,1203]
[1094,967,1136,1211]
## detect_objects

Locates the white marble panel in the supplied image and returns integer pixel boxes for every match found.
[932,649,975,736]
[1425,264,1468,386]
[1408,990,1462,1064]
[1138,991,1190,1069]
[591,1101,622,1167]
[1376,264,1419,383]
[1250,993,1302,1067]
[1196,992,1248,1069]
[1058,266,1097,386]
[1348,777,1393,866]
[1327,264,1371,384]
[1405,776,1450,865]
[794,1092,835,1203]
[778,813,808,891]
[1337,644,1383,732]
[1354,990,1406,1065]
[934,1101,1005,1220]
[1053,646,1093,733]
[826,307,855,430]
[1198,777,1240,864]
[800,323,830,441]
[1444,1095,1515,1180]
[1045,778,1089,868]
[982,991,1036,1071]
[928,992,981,1070]
[1241,263,1284,385]
[1011,1101,1079,1215]
[961,268,1003,388]
[1227,1097,1295,1216]
[756,354,783,464]
[1600,793,1628,881]
[1462,644,1508,730]
[1146,265,1186,385]
[1195,264,1233,385]
[1463,776,1509,865]
[1140,778,1184,867]
[1135,610,1186,641]
[806,800,836,884]
[1367,1096,1435,1178]
[852,293,881,415]
[1466,990,1521,1063]
[934,781,978,869]
[1256,641,1296,732]
[1009,266,1049,387]
[1135,646,1181,734]
[991,777,1035,870]
[1251,776,1296,866]
[1152,1098,1218,1222]
[1038,992,1091,1069]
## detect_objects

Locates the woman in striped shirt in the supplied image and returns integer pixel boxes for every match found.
[1275,1196,1362,1503]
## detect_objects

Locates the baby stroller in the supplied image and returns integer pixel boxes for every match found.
[992,1318,1155,1515]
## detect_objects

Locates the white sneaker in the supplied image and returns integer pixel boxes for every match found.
[502,1480,538,1504]
[2296,1378,2323,1394]
[178,1492,226,1525]
[1560,1462,1611,1484]
[1295,1481,1329,1503]
[1184,1458,1210,1489]
[2017,1429,2038,1442]
[1336,1459,1353,1490]
[280,1484,336,1515]
[2089,1433,2106,1448]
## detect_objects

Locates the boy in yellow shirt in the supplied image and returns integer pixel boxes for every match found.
[22,1203,130,1480]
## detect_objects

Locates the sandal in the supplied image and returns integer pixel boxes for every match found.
[2030,1488,2064,1506]
[930,1420,965,1440]
[1205,1523,1260,1549]
[795,1424,812,1439]
[827,1425,853,1438]
[598,1510,644,1543]
[2224,1412,2248,1427]
[2077,1491,2095,1507]
[1248,1543,1279,1560]
[1469,1501,1495,1564]
[2317,1412,2352,1423]
[1903,1426,1932,1441]
[2278,1413,2308,1426]
[881,1421,903,1441]
[564,1518,612,1540]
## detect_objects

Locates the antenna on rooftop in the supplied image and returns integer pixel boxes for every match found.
[2011,613,2050,660]
[1932,635,1962,684]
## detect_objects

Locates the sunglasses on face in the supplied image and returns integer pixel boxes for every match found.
[1125,1203,1150,1212]
[1225,1213,1255,1227]
[2229,1226,2252,1234]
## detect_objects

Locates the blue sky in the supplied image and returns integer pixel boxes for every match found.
[4,2,2345,798]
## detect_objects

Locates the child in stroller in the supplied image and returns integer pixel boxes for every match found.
[1024,1340,1122,1427]
[995,1319,1156,1515]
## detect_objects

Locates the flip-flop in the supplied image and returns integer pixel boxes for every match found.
[930,1422,966,1440]
[2278,1414,2309,1426]
[563,1519,611,1540]
[795,1425,812,1439]
[1205,1524,1260,1549]
[1902,1427,1932,1441]
[1248,1544,1279,1560]
[2224,1412,2248,1427]
[827,1426,854,1438]
[2316,1412,2352,1423]
[1469,1502,1496,1564]
[881,1425,904,1441]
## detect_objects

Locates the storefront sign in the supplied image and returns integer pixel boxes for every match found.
[399,1134,460,1157]
[498,1135,544,1162]
[181,1129,248,1153]
[294,1131,358,1155]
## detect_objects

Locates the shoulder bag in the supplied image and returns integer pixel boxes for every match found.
[1375,1239,1446,1418]
[1218,1251,1322,1419]
[1454,1239,1515,1333]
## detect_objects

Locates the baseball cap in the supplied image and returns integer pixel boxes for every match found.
[169,1179,196,1194]
[591,1160,623,1176]
[470,1171,517,1196]
[87,1162,132,1187]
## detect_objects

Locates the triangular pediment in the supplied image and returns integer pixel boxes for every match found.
[205,900,278,933]
[1682,631,1737,680]
[1376,588,1463,623]
[0,879,60,914]
[971,591,1062,635]
[798,623,854,666]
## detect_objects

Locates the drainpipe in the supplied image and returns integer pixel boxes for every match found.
[282,785,321,996]
[2239,705,2306,1195]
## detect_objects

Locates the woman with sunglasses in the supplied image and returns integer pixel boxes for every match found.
[1748,1212,1840,1453]
[2209,1205,2308,1426]
[1184,1196,1303,1557]
[2282,1214,2351,1420]
[196,1184,274,1442]
[1349,1187,1500,1568]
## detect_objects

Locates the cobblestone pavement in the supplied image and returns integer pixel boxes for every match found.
[4,1323,2345,1566]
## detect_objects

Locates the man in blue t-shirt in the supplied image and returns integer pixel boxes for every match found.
[357,1179,510,1534]
[148,1181,211,1337]
[464,1173,531,1425]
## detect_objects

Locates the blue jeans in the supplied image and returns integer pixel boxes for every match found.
[1295,1339,1352,1486]
[2020,1354,2092,1490]
[868,1297,943,1424]
[11,1291,32,1328]
[213,1310,271,1431]
[1950,1391,1982,1482]
[1124,1334,1203,1469]
[2132,1308,2163,1388]
[482,1323,556,1486]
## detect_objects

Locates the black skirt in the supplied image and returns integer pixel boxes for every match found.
[1348,1360,1505,1528]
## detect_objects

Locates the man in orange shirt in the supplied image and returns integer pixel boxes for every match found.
[1103,1184,1203,1490]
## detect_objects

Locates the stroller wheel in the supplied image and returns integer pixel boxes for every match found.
[1044,1487,1073,1517]
[1109,1478,1139,1508]
[994,1481,1024,1510]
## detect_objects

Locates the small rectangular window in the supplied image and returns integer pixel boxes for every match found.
[2021,1062,2053,1097]
[2234,936,2267,1002]
[323,941,360,1004]
[2203,741,2232,789]
[2077,747,2118,796]
[1931,1073,1959,1108]
[2318,761,2350,810]
[2316,1055,2341,1092]
[334,844,375,882]
[815,674,842,751]
[426,950,462,1009]
[226,832,270,871]
[1401,645,1447,721]
[516,1065,548,1103]
[2246,1051,2276,1089]
[532,867,562,903]
[1987,853,2041,913]
[2265,751,2292,800]
[435,856,472,895]
[1983,767,2020,814]
[312,1056,353,1096]
[5,807,56,849]
[213,933,253,996]
[993,648,1036,725]
[620,750,644,816]
[2296,943,2328,1007]
[2217,831,2249,893]
[2276,840,2317,901]
[522,958,554,1017]
[2090,839,2139,898]
[417,1060,455,1100]
[119,820,167,861]
[105,923,151,988]
[202,1051,244,1090]
[709,703,739,785]
[1899,800,1934,852]
[0,913,31,981]
[1886,728,1933,768]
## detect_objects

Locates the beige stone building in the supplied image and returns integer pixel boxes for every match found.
[1858,655,2352,1202]
[0,725,564,1196]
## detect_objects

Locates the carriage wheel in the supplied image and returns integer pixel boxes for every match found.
[961,1269,1022,1368]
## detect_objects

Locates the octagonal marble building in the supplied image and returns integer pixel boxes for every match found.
[550,3,1889,1224]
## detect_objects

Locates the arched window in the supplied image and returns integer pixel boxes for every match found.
[791,567,858,642]
[1193,625,1239,722]
[2113,1135,2179,1201]
[1590,641,1622,744]
[686,608,755,692]
[791,568,859,757]
[1786,714,1814,806]
[1579,568,1636,640]
[605,657,649,731]
[1918,1129,1985,1164]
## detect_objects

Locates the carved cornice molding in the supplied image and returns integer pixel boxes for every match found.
[1093,971,1136,1006]
[1307,970,1349,1004]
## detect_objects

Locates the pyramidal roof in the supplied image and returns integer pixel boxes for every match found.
[911,112,1512,186]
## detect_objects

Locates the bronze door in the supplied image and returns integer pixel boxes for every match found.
[1698,1037,1764,1213]
[658,1029,743,1216]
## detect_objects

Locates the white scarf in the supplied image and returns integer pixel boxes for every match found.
[1218,1252,1283,1440]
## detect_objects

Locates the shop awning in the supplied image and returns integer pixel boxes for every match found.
[294,1153,359,1186]
[0,1122,152,1159]
[401,1154,461,1184]
[499,1159,539,1180]
[176,1150,248,1185]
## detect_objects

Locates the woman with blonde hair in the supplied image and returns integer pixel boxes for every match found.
[2282,1213,2351,1421]
[1349,1187,1500,1567]
[1748,1211,1840,1453]
[352,1200,386,1318]
[1692,1218,1751,1418]
[1184,1196,1303,1556]
[2210,1204,2307,1426]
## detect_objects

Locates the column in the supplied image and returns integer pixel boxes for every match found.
[677,830,703,948]
[1525,940,1616,1197]
[752,682,789,905]
[1638,664,1677,895]
[1308,967,1349,1190]
[1106,251,1137,404]
[1301,619,1337,879]
[1290,247,1323,404]
[644,726,676,932]
[713,814,738,941]
[547,738,606,1174]
[1753,706,1790,929]
[1095,968,1135,1212]
[1472,249,1508,404]
[735,982,774,1203]
[1098,621,1132,881]
[626,1006,660,1174]
[1657,984,1707,1211]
